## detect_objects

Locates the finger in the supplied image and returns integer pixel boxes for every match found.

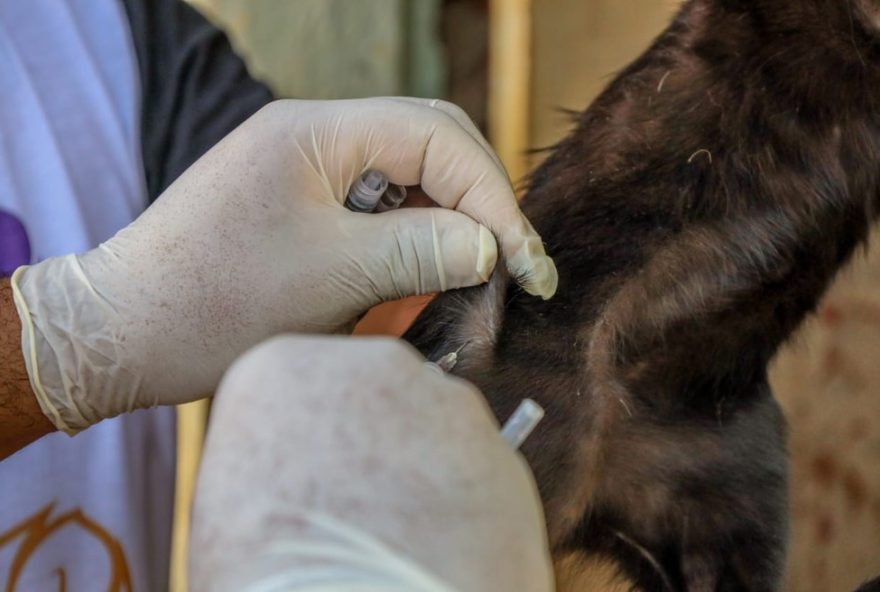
[385,97,506,174]
[355,207,498,301]
[334,99,558,299]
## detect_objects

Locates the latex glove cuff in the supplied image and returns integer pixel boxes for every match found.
[11,258,127,434]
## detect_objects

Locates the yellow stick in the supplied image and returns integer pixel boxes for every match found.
[169,399,209,592]
[488,0,533,191]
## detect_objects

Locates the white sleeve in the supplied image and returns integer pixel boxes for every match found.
[222,513,458,592]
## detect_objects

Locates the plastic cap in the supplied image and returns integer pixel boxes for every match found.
[500,399,545,449]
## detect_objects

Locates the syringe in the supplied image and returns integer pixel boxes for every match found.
[499,399,545,450]
[425,343,545,450]
[424,341,469,374]
[344,170,407,213]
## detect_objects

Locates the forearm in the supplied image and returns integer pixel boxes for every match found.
[0,277,54,459]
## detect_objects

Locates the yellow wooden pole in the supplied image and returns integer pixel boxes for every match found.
[488,0,533,190]
[169,399,209,592]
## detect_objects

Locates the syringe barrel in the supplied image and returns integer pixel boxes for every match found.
[500,399,545,450]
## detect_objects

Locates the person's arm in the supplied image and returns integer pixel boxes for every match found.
[0,278,54,459]
[8,97,557,441]
[2,1,270,459]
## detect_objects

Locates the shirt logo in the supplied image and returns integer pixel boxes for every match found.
[0,211,30,278]
[0,503,133,591]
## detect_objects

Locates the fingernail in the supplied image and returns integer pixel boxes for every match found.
[508,237,558,300]
[476,225,499,282]
[531,255,559,300]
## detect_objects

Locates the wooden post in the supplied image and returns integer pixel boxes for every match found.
[169,399,209,592]
[488,0,532,190]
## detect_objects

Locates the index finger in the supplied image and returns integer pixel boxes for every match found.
[346,99,558,299]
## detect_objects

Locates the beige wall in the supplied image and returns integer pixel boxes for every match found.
[772,252,880,592]
[530,1,677,154]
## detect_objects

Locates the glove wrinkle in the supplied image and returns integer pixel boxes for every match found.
[430,213,447,292]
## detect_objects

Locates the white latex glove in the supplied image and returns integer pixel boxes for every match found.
[11,98,557,433]
[190,335,554,592]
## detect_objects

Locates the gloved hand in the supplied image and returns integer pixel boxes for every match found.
[190,335,554,592]
[11,98,558,433]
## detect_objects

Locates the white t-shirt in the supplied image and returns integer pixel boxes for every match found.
[0,1,176,590]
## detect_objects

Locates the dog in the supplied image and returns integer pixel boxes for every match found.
[405,1,880,589]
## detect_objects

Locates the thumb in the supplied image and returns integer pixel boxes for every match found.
[360,207,498,300]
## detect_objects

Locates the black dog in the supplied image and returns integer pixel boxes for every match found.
[406,1,880,589]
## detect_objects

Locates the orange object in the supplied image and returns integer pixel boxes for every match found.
[353,295,435,337]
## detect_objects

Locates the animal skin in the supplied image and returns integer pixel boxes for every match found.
[404,1,880,590]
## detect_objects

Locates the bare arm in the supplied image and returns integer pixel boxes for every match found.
[0,277,54,459]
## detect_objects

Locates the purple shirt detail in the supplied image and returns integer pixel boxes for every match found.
[0,210,30,277]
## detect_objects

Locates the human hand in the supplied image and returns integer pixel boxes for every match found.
[189,335,554,592]
[11,98,557,432]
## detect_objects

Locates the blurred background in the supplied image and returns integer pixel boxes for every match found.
[176,1,880,590]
